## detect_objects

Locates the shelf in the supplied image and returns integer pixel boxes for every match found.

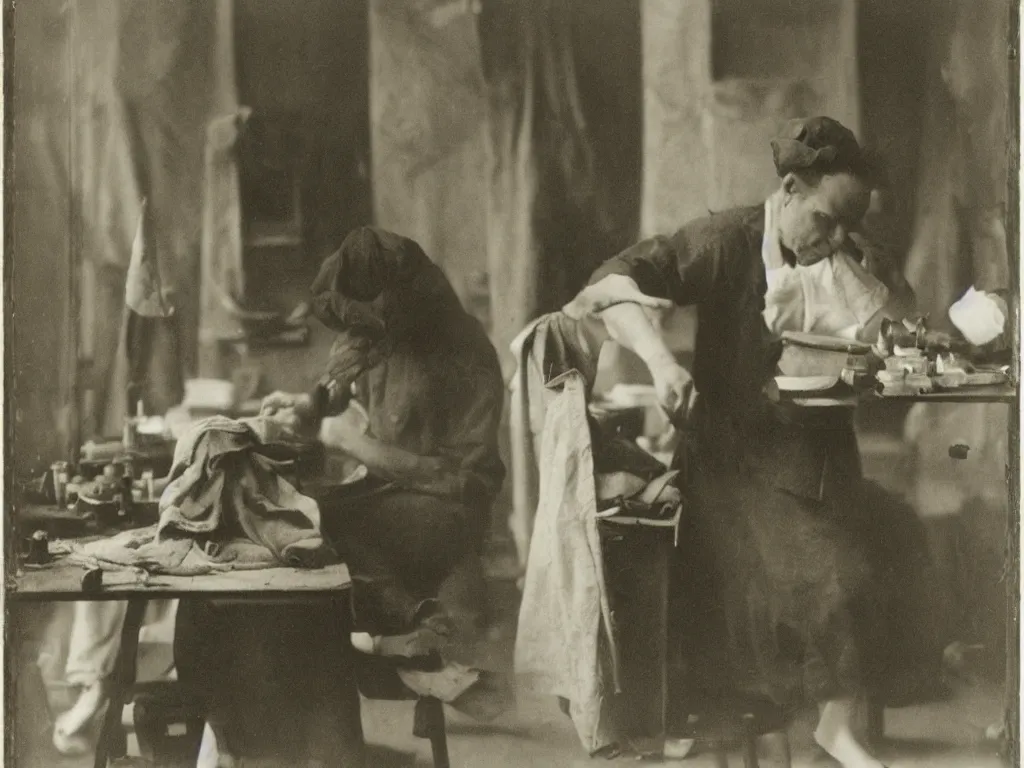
[871,385,1017,404]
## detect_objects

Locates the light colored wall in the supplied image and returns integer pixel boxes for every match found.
[640,0,860,235]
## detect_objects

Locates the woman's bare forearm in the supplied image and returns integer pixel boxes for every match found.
[339,433,461,496]
[599,302,676,370]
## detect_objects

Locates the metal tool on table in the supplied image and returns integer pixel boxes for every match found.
[874,316,1011,395]
[81,568,104,593]
[50,461,71,506]
[24,531,51,565]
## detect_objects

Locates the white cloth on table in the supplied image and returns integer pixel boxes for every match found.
[948,286,1007,346]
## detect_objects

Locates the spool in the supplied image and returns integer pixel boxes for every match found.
[50,461,70,506]
[25,531,50,564]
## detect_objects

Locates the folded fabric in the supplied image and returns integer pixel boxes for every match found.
[155,416,333,569]
[67,524,288,576]
[66,414,336,578]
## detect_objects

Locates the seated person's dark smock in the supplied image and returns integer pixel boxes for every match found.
[309,227,506,635]
[590,206,942,715]
[174,230,505,765]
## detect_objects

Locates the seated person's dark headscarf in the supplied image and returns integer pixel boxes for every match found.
[309,227,472,399]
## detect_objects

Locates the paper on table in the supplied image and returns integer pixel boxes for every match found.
[948,287,1006,346]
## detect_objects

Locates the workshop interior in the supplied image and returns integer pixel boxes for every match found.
[4,1,1020,767]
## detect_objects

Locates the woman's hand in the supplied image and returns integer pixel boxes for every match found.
[317,406,369,454]
[260,391,316,437]
[650,357,696,426]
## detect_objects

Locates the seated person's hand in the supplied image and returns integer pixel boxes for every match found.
[318,404,369,454]
[260,391,316,436]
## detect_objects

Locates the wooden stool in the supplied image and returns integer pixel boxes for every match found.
[675,705,790,768]
[413,696,450,768]
[131,681,206,767]
[92,601,207,768]
[358,651,451,768]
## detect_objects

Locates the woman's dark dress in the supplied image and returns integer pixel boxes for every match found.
[311,227,507,635]
[590,205,943,713]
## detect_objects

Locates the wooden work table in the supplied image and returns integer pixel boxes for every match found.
[8,546,351,602]
[6,501,352,601]
[871,383,1017,404]
[6,505,355,767]
[778,383,1017,408]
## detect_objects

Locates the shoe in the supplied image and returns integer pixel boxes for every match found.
[350,627,447,659]
[52,681,105,755]
[663,738,695,759]
[52,725,90,757]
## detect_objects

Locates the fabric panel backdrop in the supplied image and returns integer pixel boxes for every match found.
[368,0,490,321]
[10,0,76,476]
[478,0,631,379]
[900,2,1013,714]
[903,0,1011,318]
[12,0,225,470]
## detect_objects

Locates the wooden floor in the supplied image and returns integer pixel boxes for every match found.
[9,577,1008,768]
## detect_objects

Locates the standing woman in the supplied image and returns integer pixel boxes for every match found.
[578,117,936,768]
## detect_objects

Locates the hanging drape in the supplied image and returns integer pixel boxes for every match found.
[903,0,1011,318]
[900,1,1014,727]
[10,0,77,476]
[477,0,607,378]
[197,0,249,377]
[367,0,489,317]
[11,0,223,474]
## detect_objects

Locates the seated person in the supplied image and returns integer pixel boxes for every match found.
[264,226,506,654]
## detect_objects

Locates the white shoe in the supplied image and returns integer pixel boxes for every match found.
[52,721,91,756]
[350,628,446,658]
[52,681,106,754]
[663,738,695,759]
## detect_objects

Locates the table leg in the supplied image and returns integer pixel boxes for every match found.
[93,599,147,768]
[414,697,449,768]
[741,714,760,768]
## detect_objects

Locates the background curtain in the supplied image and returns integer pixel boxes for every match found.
[10,0,221,475]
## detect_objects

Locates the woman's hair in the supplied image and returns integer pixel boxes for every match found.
[771,116,889,189]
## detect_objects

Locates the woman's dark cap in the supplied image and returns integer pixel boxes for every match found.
[770,116,888,188]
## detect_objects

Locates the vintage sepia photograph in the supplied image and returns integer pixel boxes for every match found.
[3,1,1020,766]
